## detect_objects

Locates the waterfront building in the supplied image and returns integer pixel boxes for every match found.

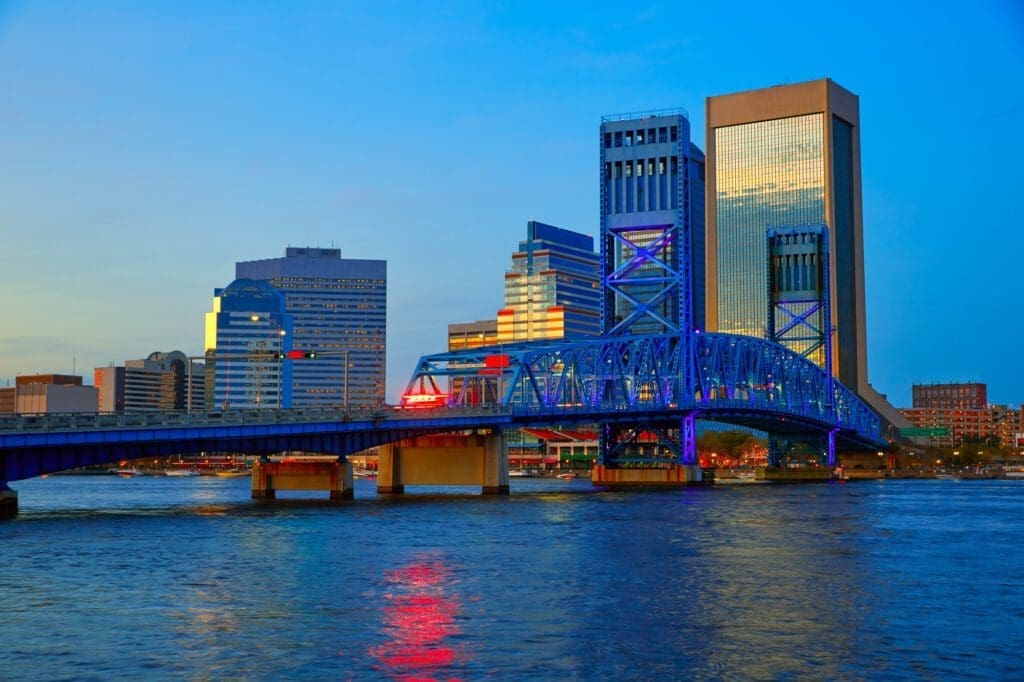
[497,221,601,342]
[205,279,293,410]
[600,110,705,335]
[900,399,1021,449]
[912,382,987,410]
[2,374,97,414]
[94,351,204,413]
[705,79,904,426]
[236,247,386,410]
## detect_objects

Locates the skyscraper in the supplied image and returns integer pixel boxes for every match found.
[236,247,386,409]
[205,279,293,410]
[497,221,601,343]
[706,79,864,385]
[705,79,905,426]
[599,110,705,336]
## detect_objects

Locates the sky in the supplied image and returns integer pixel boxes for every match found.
[1,0,1022,406]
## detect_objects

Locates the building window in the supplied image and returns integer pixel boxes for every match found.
[614,131,623,147]
[659,127,667,143]
[604,132,612,148]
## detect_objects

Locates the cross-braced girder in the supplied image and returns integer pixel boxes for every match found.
[402,332,882,454]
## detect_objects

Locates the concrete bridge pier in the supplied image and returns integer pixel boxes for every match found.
[251,457,354,501]
[377,431,509,495]
[0,482,17,519]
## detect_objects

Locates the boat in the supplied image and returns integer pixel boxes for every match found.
[353,468,377,479]
[556,472,576,480]
[715,471,758,485]
[509,470,532,478]
[935,473,959,481]
[164,469,200,477]
[115,468,144,477]
[216,468,250,478]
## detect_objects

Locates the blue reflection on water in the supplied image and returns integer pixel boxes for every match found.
[2,476,1023,678]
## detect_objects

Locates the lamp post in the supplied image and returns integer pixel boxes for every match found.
[251,315,287,409]
[341,351,349,413]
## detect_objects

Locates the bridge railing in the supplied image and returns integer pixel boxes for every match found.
[0,406,382,433]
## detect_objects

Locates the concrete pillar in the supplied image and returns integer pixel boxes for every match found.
[251,459,353,501]
[376,442,404,494]
[482,431,509,495]
[331,459,355,501]
[1,483,18,519]
[251,462,276,499]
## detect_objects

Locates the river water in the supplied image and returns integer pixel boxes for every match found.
[2,475,1022,679]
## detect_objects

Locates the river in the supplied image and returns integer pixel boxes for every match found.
[2,476,1022,679]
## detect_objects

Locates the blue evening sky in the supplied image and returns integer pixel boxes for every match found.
[1,1,1022,406]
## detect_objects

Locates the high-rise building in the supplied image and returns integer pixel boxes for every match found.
[705,79,905,427]
[497,221,601,342]
[599,110,705,335]
[236,247,386,409]
[205,279,293,410]
[706,79,864,383]
[94,351,204,413]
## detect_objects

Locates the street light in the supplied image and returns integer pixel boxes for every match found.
[250,315,287,409]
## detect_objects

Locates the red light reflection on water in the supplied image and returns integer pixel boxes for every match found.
[370,558,465,680]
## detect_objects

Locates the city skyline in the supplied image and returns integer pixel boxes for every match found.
[1,2,1022,405]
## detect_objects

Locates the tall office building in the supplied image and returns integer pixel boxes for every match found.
[706,79,864,383]
[236,247,386,409]
[205,279,293,410]
[497,221,601,343]
[599,110,705,335]
[705,79,906,427]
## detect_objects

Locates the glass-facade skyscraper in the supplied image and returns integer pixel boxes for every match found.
[235,247,386,409]
[705,79,867,396]
[204,279,294,410]
[497,221,601,342]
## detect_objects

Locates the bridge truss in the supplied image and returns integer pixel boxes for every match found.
[403,331,883,466]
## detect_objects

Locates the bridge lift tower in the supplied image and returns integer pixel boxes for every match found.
[598,109,703,475]
[766,223,837,468]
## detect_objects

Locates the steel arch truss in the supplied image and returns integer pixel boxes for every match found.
[403,331,882,456]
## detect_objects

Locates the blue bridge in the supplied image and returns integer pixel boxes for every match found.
[0,331,882,513]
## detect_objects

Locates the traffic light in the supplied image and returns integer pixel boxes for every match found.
[275,352,287,359]
[304,351,317,359]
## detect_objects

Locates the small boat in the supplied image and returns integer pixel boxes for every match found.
[164,469,200,477]
[353,468,377,479]
[115,468,144,477]
[216,468,250,478]
[556,472,576,480]
[509,470,532,478]
[935,473,959,481]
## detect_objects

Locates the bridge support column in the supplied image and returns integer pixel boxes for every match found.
[482,431,509,495]
[251,458,353,501]
[377,442,404,494]
[0,482,17,519]
[592,464,703,487]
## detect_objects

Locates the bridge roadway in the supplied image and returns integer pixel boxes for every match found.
[0,397,882,484]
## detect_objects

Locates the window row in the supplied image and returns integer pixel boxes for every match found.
[604,125,679,148]
[605,157,678,179]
